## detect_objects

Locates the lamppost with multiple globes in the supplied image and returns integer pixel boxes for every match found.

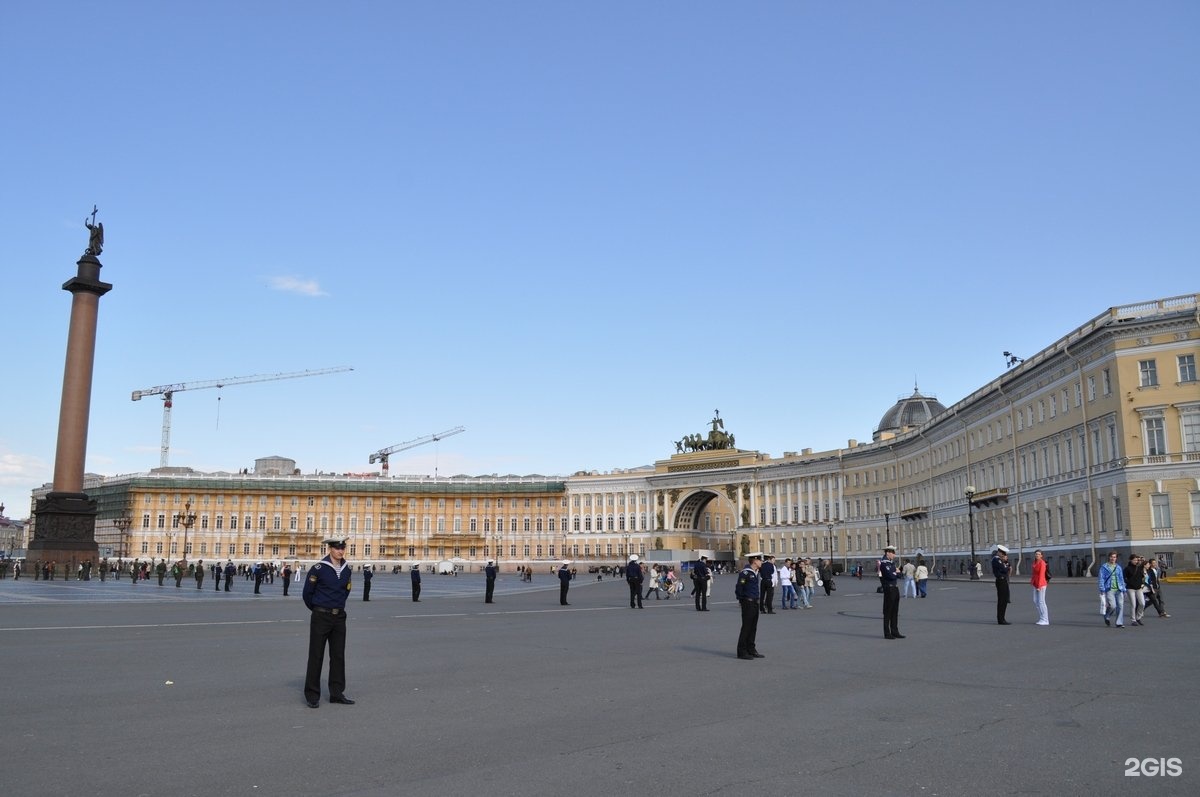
[965,486,978,580]
[173,500,197,566]
[883,512,891,548]
[113,513,133,559]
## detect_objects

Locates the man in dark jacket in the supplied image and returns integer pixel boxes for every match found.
[693,555,711,611]
[1123,554,1147,625]
[557,560,572,605]
[626,554,643,609]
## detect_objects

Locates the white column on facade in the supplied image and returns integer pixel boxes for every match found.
[816,476,824,523]
[749,481,758,530]
[786,479,794,524]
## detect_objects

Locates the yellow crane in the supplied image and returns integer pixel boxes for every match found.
[132,366,353,467]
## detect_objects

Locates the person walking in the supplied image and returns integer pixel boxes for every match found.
[1144,558,1169,618]
[1030,549,1050,625]
[626,554,644,609]
[1123,554,1146,626]
[223,560,235,592]
[693,555,711,611]
[734,553,764,660]
[902,559,917,599]
[818,559,834,597]
[557,560,572,605]
[484,559,497,603]
[914,560,929,598]
[194,560,204,589]
[643,565,663,600]
[992,545,1012,625]
[1098,551,1126,628]
[879,545,904,639]
[302,537,354,709]
[800,558,815,608]
[361,565,372,602]
[281,562,293,596]
[410,563,422,601]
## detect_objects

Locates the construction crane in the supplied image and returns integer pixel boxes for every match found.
[132,366,354,468]
[369,426,466,476]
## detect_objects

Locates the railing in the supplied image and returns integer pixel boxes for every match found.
[1152,528,1174,540]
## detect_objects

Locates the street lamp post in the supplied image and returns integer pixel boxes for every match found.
[965,486,978,580]
[826,523,834,573]
[883,512,891,548]
[113,513,133,559]
[173,500,197,566]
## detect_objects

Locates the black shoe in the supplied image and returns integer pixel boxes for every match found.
[892,633,906,639]
[998,620,1011,625]
[751,652,765,658]
[737,654,755,660]
[329,695,355,705]
[306,699,319,709]
[884,635,895,640]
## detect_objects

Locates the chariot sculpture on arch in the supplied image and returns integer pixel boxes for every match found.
[674,409,737,452]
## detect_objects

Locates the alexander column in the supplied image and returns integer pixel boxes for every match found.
[29,208,112,572]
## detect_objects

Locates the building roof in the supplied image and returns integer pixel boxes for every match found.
[874,388,946,439]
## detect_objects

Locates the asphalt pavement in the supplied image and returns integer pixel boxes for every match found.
[0,571,1195,796]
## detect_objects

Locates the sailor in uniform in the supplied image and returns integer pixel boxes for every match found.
[734,552,764,659]
[302,537,355,708]
[879,545,904,639]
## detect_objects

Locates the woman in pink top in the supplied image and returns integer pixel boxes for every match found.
[1030,549,1049,625]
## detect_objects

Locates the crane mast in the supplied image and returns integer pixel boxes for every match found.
[132,366,353,467]
[369,426,466,475]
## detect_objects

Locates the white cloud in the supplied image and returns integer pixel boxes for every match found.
[267,276,328,297]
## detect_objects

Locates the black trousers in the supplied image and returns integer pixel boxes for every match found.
[485,577,495,603]
[1146,589,1166,616]
[283,579,290,596]
[362,581,371,601]
[695,579,708,610]
[759,584,775,613]
[411,582,421,601]
[737,599,760,655]
[304,610,347,703]
[996,578,1010,622]
[882,584,900,637]
[628,580,642,607]
[559,581,570,605]
[224,577,232,592]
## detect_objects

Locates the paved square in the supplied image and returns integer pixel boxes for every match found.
[0,572,1195,796]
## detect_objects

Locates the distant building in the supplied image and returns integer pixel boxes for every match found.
[27,295,1200,573]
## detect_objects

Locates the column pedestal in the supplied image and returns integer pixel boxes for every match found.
[29,492,99,575]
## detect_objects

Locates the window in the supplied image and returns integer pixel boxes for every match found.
[1102,368,1112,396]
[1138,359,1158,387]
[1150,494,1171,529]
[1190,492,1200,529]
[1180,354,1197,383]
[1143,417,1167,457]
[1087,376,1096,402]
[1183,409,1200,453]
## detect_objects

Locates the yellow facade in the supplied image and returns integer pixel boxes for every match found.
[30,295,1200,574]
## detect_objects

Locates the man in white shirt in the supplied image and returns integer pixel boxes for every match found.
[778,559,798,610]
[902,559,917,599]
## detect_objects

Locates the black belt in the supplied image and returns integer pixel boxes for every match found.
[312,606,344,616]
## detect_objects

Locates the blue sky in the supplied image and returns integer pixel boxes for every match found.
[2,1,1197,518]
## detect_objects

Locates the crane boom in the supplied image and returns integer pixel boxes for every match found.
[132,366,353,467]
[369,426,466,474]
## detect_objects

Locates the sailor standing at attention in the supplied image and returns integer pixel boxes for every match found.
[879,545,904,639]
[734,553,764,660]
[302,537,355,709]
